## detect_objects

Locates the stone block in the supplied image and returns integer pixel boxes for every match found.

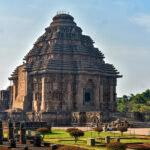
[50,144,59,150]
[105,136,110,144]
[87,138,95,146]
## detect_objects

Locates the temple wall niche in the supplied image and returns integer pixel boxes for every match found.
[76,75,101,111]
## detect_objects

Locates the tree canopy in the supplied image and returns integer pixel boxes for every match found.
[117,89,150,121]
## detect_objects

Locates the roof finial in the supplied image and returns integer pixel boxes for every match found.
[56,11,70,15]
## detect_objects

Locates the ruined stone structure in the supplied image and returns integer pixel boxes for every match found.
[8,13,121,125]
[0,86,13,111]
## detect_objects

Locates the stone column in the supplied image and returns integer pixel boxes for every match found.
[41,77,45,111]
[34,135,41,147]
[100,83,103,110]
[0,120,3,145]
[19,122,26,144]
[8,120,14,140]
[110,85,114,111]
[12,80,18,109]
[105,136,110,144]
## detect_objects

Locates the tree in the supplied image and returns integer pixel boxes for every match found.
[117,126,127,136]
[66,128,78,133]
[117,89,150,121]
[132,94,146,104]
[36,128,50,141]
[69,129,84,143]
[94,127,103,137]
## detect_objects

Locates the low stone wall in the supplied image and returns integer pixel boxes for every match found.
[40,111,72,126]
[0,111,146,126]
[9,112,25,121]
[110,112,145,122]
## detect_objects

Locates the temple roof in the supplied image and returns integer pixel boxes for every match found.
[10,13,122,79]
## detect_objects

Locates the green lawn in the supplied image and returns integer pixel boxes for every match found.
[45,129,132,139]
[4,129,150,150]
[42,129,150,150]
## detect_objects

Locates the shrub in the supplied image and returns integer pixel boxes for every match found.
[36,128,50,140]
[57,145,88,150]
[69,129,84,143]
[94,127,103,137]
[66,128,78,133]
[117,126,127,136]
[107,142,127,150]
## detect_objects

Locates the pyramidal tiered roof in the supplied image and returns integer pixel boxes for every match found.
[11,13,121,78]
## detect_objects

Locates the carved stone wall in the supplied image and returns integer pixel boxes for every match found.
[12,65,26,110]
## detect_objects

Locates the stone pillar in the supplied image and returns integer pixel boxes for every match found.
[8,120,14,140]
[110,86,113,102]
[8,139,16,148]
[34,135,41,147]
[116,138,120,142]
[87,138,95,146]
[105,136,110,144]
[100,84,103,110]
[41,77,45,111]
[13,122,19,141]
[19,122,26,144]
[0,120,3,145]
[110,85,114,111]
[12,80,17,109]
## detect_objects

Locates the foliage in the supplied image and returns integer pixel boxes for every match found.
[66,128,78,133]
[94,127,103,137]
[69,129,84,143]
[117,126,127,136]
[57,145,88,150]
[36,128,50,140]
[117,89,150,121]
[107,142,127,150]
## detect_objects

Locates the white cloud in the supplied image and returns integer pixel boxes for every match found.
[130,13,150,32]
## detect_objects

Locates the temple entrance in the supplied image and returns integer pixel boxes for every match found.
[83,88,94,105]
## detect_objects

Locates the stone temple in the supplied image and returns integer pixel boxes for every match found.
[6,13,122,125]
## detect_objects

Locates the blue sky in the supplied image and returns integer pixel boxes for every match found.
[0,0,150,96]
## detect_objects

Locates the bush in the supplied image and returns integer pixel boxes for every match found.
[57,145,88,150]
[107,142,127,150]
[66,128,78,133]
[117,126,127,136]
[36,128,50,140]
[69,129,84,143]
[94,127,103,137]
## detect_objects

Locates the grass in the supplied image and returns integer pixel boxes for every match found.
[44,129,135,139]
[4,129,150,150]
[42,129,150,150]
